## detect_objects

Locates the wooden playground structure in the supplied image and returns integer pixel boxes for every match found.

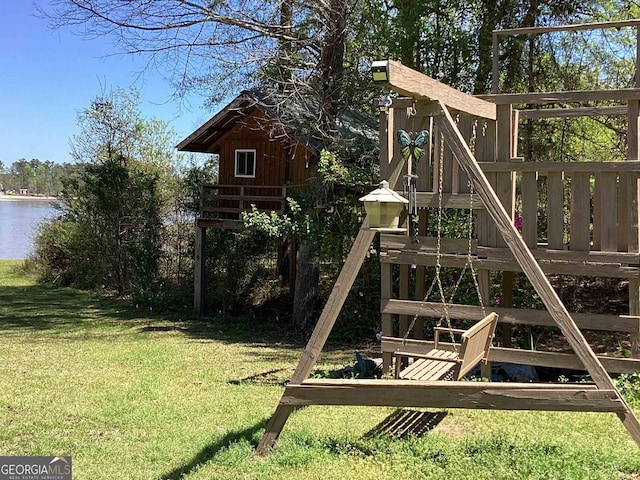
[255,20,640,454]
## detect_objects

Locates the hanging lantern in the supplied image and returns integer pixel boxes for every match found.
[359,180,409,232]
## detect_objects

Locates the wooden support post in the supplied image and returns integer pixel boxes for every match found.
[413,116,431,340]
[500,271,515,349]
[399,264,410,337]
[630,279,640,359]
[521,171,538,248]
[628,90,640,356]
[381,262,393,371]
[414,214,428,340]
[193,225,206,315]
[256,152,410,455]
[495,104,515,248]
[434,102,640,447]
[256,225,376,455]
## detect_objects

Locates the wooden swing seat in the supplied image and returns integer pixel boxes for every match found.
[391,312,499,381]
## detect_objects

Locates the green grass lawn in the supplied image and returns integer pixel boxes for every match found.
[1,259,640,479]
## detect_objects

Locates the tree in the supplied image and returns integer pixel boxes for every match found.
[44,0,637,329]
[34,89,177,297]
[43,1,356,137]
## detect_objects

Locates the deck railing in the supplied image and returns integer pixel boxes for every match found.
[479,161,640,255]
[199,184,287,223]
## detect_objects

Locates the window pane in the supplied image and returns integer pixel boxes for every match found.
[235,150,255,177]
[246,155,255,176]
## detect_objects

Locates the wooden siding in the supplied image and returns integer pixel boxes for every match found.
[213,110,312,187]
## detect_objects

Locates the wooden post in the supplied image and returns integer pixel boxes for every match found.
[256,154,409,456]
[434,102,640,447]
[628,26,640,357]
[256,225,376,455]
[238,186,245,217]
[500,271,515,349]
[381,262,394,371]
[495,104,515,248]
[194,225,206,315]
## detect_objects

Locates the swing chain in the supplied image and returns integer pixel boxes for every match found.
[401,118,485,348]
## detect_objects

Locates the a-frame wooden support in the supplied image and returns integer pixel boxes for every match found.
[256,147,408,455]
[255,100,640,455]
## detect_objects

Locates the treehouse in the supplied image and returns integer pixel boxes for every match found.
[177,90,377,313]
[256,20,640,454]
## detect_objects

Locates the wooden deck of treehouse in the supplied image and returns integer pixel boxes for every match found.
[196,184,287,230]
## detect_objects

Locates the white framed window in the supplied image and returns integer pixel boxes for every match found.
[235,149,256,178]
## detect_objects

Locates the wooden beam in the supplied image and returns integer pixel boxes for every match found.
[256,148,409,455]
[489,347,640,375]
[379,249,640,279]
[381,299,640,333]
[409,192,485,209]
[494,19,640,36]
[377,60,497,120]
[478,89,640,105]
[478,161,640,173]
[381,337,640,374]
[381,235,477,254]
[281,379,626,412]
[518,105,627,120]
[433,101,640,447]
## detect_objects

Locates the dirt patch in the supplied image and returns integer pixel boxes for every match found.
[435,412,475,439]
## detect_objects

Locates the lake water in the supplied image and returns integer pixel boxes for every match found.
[0,199,57,259]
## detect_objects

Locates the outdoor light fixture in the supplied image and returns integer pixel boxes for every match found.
[371,60,389,82]
[360,180,408,232]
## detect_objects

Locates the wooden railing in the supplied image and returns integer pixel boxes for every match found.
[198,184,286,228]
[478,161,640,262]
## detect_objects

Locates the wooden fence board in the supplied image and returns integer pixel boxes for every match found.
[570,172,591,251]
[521,171,538,247]
[599,172,619,252]
[547,172,565,249]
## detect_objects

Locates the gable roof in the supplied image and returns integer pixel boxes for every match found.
[176,90,378,154]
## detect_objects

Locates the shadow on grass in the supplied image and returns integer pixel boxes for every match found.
[158,420,268,480]
[0,283,140,332]
[0,278,307,372]
[0,262,372,365]
[364,409,447,439]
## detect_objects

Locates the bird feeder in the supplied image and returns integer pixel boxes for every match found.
[360,180,409,232]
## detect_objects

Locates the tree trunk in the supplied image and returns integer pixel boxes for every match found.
[292,243,319,330]
[318,0,347,136]
[473,0,499,94]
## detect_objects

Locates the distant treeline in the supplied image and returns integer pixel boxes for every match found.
[0,159,80,197]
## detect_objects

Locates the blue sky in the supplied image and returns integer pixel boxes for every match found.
[0,1,215,165]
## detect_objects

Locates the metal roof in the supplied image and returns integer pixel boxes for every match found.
[176,90,378,153]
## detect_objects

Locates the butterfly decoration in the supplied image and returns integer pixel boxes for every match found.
[397,129,429,162]
[397,129,429,245]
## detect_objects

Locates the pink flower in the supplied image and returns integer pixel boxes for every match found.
[514,215,523,230]
[494,295,502,304]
